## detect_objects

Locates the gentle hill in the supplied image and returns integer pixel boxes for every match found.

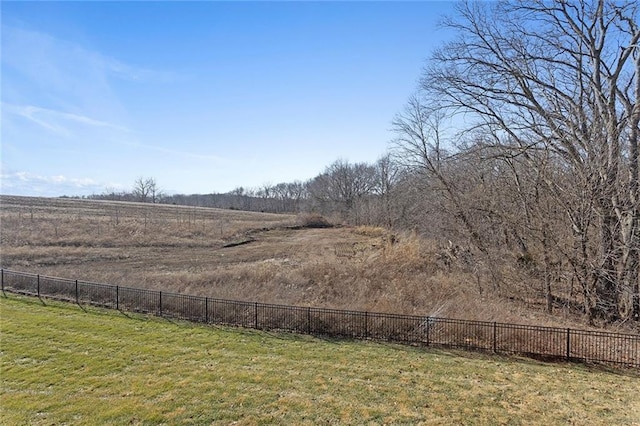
[1,296,638,425]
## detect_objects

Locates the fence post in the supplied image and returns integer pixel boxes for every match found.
[493,322,497,353]
[426,316,430,346]
[205,297,209,323]
[116,286,119,310]
[159,291,163,317]
[364,311,368,339]
[75,280,79,304]
[37,274,40,298]
[307,307,311,335]
[566,328,571,361]
[254,302,258,329]
[1,269,4,295]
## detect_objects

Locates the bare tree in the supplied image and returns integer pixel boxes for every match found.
[306,159,377,224]
[417,0,639,322]
[272,181,306,213]
[133,177,159,203]
[391,96,488,252]
[370,154,401,227]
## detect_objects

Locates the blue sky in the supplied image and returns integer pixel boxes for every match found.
[1,1,455,197]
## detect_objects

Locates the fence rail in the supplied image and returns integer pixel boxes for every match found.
[1,268,638,368]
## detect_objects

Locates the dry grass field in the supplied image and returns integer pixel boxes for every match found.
[0,195,614,328]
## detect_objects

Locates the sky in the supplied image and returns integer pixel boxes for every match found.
[1,1,456,197]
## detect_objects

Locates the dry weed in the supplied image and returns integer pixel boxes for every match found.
[353,225,387,238]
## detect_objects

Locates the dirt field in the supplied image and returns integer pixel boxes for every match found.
[0,195,613,328]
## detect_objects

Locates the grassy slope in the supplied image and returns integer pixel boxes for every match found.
[1,295,638,425]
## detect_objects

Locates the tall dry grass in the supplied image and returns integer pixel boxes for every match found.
[0,195,616,330]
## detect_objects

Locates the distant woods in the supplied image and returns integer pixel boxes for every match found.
[88,1,639,326]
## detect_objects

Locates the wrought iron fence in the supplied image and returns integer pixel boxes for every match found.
[1,268,638,368]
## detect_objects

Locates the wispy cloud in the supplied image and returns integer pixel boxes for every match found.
[2,23,177,86]
[2,103,131,137]
[1,24,178,127]
[11,172,96,186]
[105,57,178,83]
[1,20,221,197]
[0,171,124,197]
[1,100,226,173]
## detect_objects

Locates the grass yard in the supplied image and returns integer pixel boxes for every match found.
[1,295,639,425]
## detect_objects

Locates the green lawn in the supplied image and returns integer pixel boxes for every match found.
[1,295,638,425]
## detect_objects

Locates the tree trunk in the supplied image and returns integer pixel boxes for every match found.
[543,229,553,313]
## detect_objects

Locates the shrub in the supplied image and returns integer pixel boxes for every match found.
[296,213,332,229]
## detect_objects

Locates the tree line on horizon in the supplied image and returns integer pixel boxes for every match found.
[90,1,638,326]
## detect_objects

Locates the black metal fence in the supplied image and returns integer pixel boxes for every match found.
[2,268,638,368]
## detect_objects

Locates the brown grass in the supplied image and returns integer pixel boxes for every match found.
[0,195,618,330]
